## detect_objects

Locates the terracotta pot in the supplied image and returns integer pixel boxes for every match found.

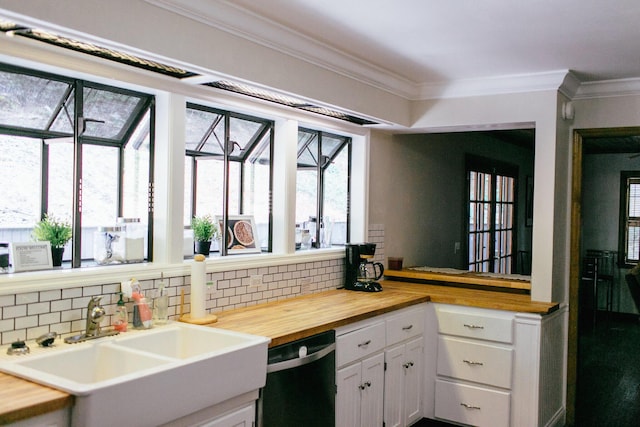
[195,240,212,256]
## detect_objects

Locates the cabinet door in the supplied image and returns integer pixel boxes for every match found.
[404,336,424,426]
[336,363,362,427]
[200,403,255,427]
[361,352,385,427]
[384,344,406,427]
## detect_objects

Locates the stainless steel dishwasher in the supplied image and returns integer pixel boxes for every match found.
[257,330,336,427]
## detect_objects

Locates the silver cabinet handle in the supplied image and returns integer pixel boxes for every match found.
[460,403,481,410]
[402,324,413,330]
[463,323,484,329]
[358,340,371,347]
[463,359,484,366]
[403,361,414,369]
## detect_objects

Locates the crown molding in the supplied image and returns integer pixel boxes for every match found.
[573,77,640,99]
[145,0,419,99]
[416,70,574,100]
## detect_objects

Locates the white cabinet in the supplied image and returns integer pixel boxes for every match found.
[433,304,515,427]
[8,408,70,427]
[335,303,428,427]
[429,303,567,427]
[336,352,385,427]
[335,320,386,427]
[384,306,425,427]
[161,395,256,427]
[384,337,424,427]
[198,403,254,427]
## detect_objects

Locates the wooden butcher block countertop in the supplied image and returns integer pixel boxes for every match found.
[212,280,558,347]
[212,284,430,347]
[0,372,73,425]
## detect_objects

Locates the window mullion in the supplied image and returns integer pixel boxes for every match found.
[71,80,84,268]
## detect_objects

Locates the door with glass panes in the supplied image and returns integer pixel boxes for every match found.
[467,156,517,274]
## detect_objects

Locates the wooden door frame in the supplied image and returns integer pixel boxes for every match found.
[567,126,640,426]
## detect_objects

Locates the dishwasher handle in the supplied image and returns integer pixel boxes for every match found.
[267,342,336,373]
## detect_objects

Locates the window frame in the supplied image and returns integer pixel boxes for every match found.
[297,127,352,248]
[618,171,640,267]
[0,62,155,269]
[185,102,275,256]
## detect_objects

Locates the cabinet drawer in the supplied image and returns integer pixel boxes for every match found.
[436,305,514,343]
[386,305,425,346]
[435,379,510,427]
[437,336,513,388]
[336,321,386,368]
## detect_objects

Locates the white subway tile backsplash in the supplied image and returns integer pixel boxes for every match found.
[28,302,50,316]
[62,288,82,299]
[51,299,72,312]
[40,290,62,302]
[0,319,14,333]
[39,312,61,325]
[3,305,26,319]
[0,295,15,307]
[16,293,38,305]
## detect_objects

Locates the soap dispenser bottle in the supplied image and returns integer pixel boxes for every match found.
[114,292,128,332]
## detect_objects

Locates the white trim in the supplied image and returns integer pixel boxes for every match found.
[573,77,640,99]
[417,70,572,100]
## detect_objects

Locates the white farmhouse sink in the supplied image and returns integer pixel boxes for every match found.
[0,322,270,427]
[112,323,256,359]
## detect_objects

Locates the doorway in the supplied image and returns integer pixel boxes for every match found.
[568,127,640,426]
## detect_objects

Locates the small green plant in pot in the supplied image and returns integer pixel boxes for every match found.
[32,214,72,266]
[191,215,218,256]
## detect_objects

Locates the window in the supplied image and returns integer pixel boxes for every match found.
[619,172,640,266]
[467,155,517,273]
[184,103,273,256]
[0,63,154,269]
[296,128,351,249]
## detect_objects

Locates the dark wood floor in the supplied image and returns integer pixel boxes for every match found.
[575,313,640,427]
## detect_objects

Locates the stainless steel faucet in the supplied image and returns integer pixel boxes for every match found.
[85,296,106,337]
[64,296,119,343]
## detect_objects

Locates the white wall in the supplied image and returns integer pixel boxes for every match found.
[369,131,534,271]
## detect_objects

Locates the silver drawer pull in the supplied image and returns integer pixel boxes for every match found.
[460,403,481,410]
[402,324,413,330]
[463,359,484,366]
[403,361,414,369]
[463,323,484,329]
[358,340,371,347]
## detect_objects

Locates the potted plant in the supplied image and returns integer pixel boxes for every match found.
[191,214,217,256]
[32,214,72,267]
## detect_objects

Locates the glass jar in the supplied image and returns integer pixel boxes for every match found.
[117,218,145,263]
[93,226,125,265]
[183,226,194,257]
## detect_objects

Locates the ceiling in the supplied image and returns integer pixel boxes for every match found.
[219,0,640,94]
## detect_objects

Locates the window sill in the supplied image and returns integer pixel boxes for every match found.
[0,248,345,295]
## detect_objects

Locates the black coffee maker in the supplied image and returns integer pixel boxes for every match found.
[345,243,384,292]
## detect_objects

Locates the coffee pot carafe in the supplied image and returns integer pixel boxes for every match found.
[357,260,384,284]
